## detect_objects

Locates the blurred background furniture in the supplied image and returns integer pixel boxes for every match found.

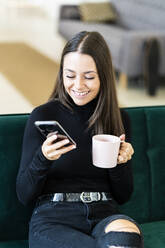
[0,105,165,247]
[58,0,165,95]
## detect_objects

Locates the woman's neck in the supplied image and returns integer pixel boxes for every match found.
[68,95,98,122]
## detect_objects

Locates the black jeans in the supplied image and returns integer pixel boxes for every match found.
[29,200,143,248]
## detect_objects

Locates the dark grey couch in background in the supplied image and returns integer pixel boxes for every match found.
[58,0,165,89]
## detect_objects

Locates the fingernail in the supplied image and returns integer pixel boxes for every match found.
[120,134,125,140]
[72,145,76,149]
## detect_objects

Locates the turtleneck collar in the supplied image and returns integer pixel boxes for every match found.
[70,96,98,111]
[68,95,98,121]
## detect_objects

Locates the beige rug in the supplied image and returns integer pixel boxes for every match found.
[0,42,59,106]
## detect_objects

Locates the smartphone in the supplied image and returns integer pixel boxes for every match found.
[34,120,76,146]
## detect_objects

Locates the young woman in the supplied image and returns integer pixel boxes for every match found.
[16,31,144,248]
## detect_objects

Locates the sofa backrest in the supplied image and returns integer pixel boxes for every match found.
[0,114,33,241]
[110,0,165,30]
[119,106,165,224]
[0,106,165,240]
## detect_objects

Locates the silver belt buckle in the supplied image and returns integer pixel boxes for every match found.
[80,192,101,203]
[52,193,64,202]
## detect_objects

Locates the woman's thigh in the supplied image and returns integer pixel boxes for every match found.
[29,201,96,248]
[29,224,96,248]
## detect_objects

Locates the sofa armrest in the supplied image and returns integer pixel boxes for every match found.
[118,31,165,76]
[59,5,81,20]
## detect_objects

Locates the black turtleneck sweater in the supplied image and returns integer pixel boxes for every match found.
[16,99,133,206]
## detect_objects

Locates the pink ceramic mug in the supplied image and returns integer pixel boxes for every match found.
[92,134,121,168]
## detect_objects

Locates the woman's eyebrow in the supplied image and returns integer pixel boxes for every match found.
[64,69,97,74]
[84,71,97,74]
[64,69,75,72]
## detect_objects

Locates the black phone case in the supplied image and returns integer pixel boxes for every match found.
[34,121,76,146]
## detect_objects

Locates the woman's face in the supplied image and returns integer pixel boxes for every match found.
[63,52,100,106]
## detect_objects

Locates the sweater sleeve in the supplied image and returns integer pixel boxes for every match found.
[16,107,53,206]
[108,109,134,205]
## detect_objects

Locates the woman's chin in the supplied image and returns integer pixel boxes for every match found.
[70,94,91,106]
[73,98,89,106]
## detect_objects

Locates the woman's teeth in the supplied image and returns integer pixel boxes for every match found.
[73,90,89,96]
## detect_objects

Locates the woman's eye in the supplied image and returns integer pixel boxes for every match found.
[66,76,75,79]
[66,75,94,80]
[85,77,94,80]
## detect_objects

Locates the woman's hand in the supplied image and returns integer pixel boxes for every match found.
[117,134,134,164]
[42,134,76,161]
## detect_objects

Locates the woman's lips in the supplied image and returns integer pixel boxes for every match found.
[72,90,90,98]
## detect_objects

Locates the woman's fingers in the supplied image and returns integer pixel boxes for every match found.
[48,138,70,152]
[119,151,127,160]
[45,134,58,145]
[44,139,69,155]
[119,134,125,142]
[120,142,134,155]
[47,144,76,160]
[42,134,76,160]
[117,142,134,164]
[117,155,127,164]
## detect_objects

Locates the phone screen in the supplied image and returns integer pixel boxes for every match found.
[34,121,76,146]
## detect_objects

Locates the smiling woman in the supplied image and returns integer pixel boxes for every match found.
[50,31,124,136]
[16,31,144,248]
[63,52,100,106]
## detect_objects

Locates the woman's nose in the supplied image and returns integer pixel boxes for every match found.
[74,78,85,89]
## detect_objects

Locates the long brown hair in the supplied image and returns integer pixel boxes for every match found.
[49,31,124,136]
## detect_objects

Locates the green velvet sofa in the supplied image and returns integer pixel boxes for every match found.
[0,105,165,248]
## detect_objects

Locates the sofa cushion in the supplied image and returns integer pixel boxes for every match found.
[0,114,33,240]
[79,2,117,23]
[146,148,165,220]
[140,220,165,248]
[59,5,81,20]
[120,106,165,224]
[119,108,151,223]
[145,108,165,146]
[0,240,28,248]
[145,107,165,221]
[110,0,165,30]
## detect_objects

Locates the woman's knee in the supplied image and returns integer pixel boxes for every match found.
[105,218,141,234]
[94,216,143,247]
